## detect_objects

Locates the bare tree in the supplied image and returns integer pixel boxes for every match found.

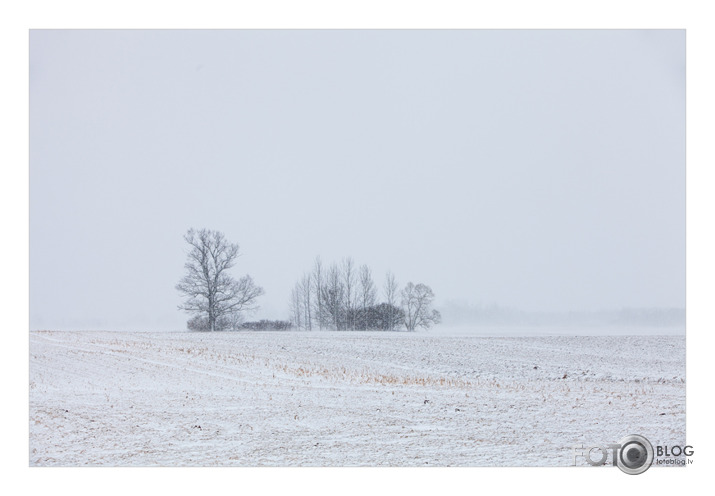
[289,284,303,330]
[176,228,264,331]
[401,282,441,331]
[322,263,345,330]
[356,264,377,328]
[300,272,312,331]
[383,271,399,331]
[312,257,324,330]
[358,265,377,309]
[290,274,313,331]
[342,257,356,330]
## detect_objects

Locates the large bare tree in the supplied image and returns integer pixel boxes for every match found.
[176,228,264,331]
[401,282,441,331]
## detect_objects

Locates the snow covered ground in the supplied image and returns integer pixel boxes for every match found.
[29,330,685,466]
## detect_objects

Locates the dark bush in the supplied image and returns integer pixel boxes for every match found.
[349,303,405,331]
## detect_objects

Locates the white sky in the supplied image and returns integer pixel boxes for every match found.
[29,30,685,330]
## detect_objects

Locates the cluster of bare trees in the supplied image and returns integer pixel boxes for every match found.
[290,257,440,331]
[176,229,441,333]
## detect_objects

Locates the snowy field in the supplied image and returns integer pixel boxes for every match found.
[29,330,685,466]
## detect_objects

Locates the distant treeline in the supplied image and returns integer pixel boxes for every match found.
[440,303,686,328]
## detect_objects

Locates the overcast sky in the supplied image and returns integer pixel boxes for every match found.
[29,30,685,331]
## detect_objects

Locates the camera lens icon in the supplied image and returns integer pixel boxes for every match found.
[617,435,654,475]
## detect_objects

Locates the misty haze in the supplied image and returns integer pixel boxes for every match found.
[29,30,684,467]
